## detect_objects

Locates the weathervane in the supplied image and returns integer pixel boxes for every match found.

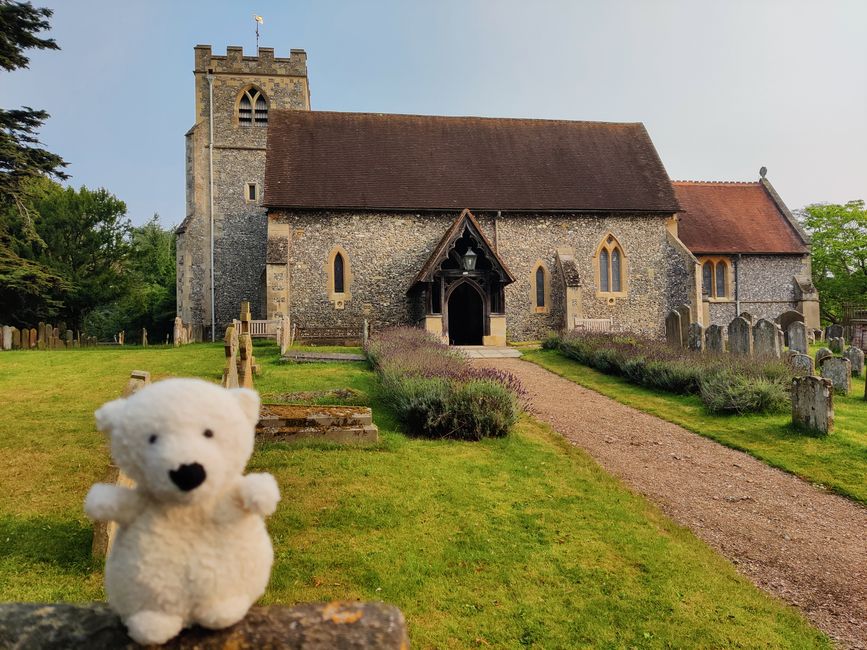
[253,14,264,50]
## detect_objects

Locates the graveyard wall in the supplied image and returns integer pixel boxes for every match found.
[270,209,679,341]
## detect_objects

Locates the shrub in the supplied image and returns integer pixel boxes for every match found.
[547,331,796,415]
[367,327,522,439]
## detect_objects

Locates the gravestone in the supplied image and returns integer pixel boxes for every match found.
[813,328,823,343]
[778,310,804,346]
[821,357,851,395]
[815,347,832,368]
[665,311,682,347]
[52,327,60,349]
[11,327,20,349]
[687,322,704,352]
[790,353,814,376]
[826,324,844,341]
[791,376,833,435]
[753,319,781,358]
[829,337,844,354]
[37,322,45,349]
[28,328,36,349]
[728,316,753,355]
[739,311,753,324]
[676,304,691,347]
[807,329,815,345]
[787,321,808,354]
[65,330,73,349]
[222,324,240,389]
[705,324,726,353]
[1,326,11,350]
[141,328,148,347]
[844,346,864,377]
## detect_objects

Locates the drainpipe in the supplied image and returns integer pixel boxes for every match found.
[207,72,216,342]
[735,253,742,316]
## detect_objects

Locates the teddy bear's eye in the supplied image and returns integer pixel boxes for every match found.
[203,429,214,439]
[148,434,158,444]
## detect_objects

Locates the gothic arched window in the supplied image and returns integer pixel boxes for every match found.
[530,260,550,313]
[238,87,268,127]
[698,256,732,299]
[535,266,545,308]
[595,234,626,297]
[333,253,345,294]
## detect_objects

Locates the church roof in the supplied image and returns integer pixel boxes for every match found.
[673,180,809,255]
[264,110,679,213]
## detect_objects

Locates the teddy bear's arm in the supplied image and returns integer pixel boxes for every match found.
[84,483,146,525]
[236,473,281,517]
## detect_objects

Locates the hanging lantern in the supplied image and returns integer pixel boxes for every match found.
[461,246,478,271]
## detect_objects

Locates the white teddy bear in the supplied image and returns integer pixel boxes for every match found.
[85,378,280,646]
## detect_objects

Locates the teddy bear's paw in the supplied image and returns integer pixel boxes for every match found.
[240,473,281,516]
[125,610,184,645]
[84,483,120,521]
[193,595,251,630]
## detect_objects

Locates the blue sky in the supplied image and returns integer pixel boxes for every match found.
[2,0,865,226]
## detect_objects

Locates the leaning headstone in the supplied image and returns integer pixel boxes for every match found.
[728,316,753,355]
[676,305,691,347]
[665,310,682,347]
[11,327,20,349]
[844,346,864,377]
[791,376,833,435]
[705,324,726,353]
[753,319,781,358]
[829,337,844,354]
[28,328,37,349]
[815,347,832,368]
[826,324,844,341]
[787,321,808,354]
[790,353,814,376]
[687,322,704,352]
[821,357,851,396]
[1,326,11,351]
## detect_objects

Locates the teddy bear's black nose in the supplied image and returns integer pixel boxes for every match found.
[169,463,206,491]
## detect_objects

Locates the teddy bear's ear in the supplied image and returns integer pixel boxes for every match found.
[230,388,261,426]
[94,398,126,435]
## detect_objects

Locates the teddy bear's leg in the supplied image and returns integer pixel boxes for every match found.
[125,610,184,645]
[193,595,252,630]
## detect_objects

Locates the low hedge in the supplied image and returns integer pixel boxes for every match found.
[367,327,523,439]
[544,331,798,415]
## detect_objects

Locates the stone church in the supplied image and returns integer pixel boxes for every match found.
[177,45,819,344]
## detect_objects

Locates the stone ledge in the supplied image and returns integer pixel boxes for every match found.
[0,601,409,649]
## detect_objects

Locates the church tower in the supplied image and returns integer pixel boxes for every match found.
[176,45,310,339]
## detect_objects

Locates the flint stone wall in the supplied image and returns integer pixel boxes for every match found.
[271,209,680,341]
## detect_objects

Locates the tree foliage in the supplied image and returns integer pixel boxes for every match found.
[802,200,867,323]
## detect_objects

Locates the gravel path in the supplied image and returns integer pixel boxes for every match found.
[477,358,867,649]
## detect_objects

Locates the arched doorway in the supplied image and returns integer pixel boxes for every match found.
[447,282,484,345]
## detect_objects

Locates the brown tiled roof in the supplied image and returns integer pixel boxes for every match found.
[264,110,679,212]
[673,181,808,255]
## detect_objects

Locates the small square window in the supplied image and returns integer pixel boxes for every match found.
[246,183,257,202]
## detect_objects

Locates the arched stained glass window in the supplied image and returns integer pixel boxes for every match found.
[715,261,726,298]
[702,262,713,296]
[535,266,545,308]
[599,249,610,292]
[238,87,268,126]
[611,248,622,292]
[333,253,345,293]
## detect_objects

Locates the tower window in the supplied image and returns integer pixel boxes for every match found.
[245,182,257,202]
[238,87,268,127]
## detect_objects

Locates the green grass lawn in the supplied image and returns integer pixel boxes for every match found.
[524,347,867,506]
[0,343,830,648]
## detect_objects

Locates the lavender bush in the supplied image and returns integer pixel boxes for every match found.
[367,327,524,439]
[544,331,799,415]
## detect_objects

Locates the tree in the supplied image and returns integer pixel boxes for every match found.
[801,200,867,324]
[0,1,68,325]
[27,180,131,329]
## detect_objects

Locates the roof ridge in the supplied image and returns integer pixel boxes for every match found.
[270,108,643,128]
